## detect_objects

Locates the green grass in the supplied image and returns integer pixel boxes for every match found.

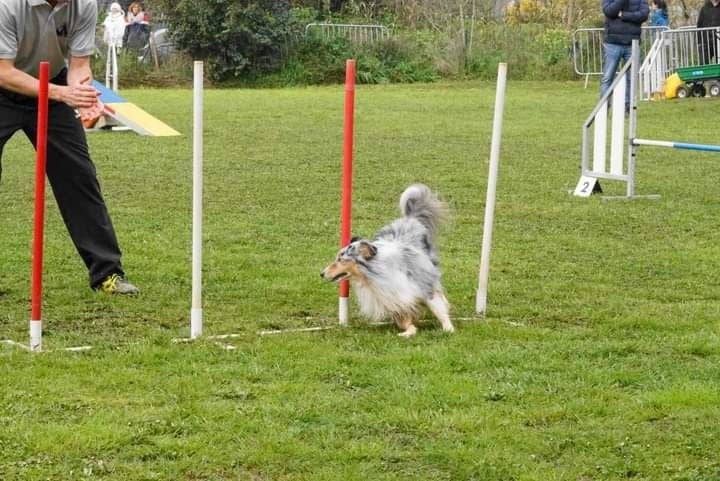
[1,80,720,480]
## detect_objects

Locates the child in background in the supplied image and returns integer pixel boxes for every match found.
[649,0,669,26]
[103,2,126,48]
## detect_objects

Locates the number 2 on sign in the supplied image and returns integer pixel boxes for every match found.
[573,176,597,197]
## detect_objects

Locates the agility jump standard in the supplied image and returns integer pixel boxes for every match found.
[574,39,720,199]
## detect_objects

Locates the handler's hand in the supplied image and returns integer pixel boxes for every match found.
[77,99,105,129]
[61,76,100,108]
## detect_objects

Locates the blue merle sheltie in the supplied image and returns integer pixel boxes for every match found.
[321,184,455,337]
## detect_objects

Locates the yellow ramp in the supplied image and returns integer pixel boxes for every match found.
[106,102,181,137]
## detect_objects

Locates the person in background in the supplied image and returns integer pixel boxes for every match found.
[697,0,720,64]
[123,2,150,50]
[649,0,669,26]
[0,0,139,295]
[600,0,650,112]
[103,2,126,49]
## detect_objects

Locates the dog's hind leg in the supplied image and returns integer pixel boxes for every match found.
[426,291,455,333]
[396,314,418,338]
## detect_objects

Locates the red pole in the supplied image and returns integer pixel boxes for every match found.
[339,60,355,322]
[30,62,49,351]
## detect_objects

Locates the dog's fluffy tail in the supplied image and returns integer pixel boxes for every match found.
[399,184,447,241]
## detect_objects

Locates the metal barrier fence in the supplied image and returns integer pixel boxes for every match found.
[639,26,720,99]
[572,26,667,87]
[305,23,391,44]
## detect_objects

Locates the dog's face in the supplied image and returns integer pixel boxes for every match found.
[320,237,377,283]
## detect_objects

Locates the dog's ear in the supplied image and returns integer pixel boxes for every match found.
[350,236,362,243]
[357,241,377,260]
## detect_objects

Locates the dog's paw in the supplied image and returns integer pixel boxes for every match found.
[442,324,455,333]
[398,326,417,338]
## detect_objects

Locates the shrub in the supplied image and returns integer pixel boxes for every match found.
[91,49,152,87]
[274,34,438,85]
[464,23,574,80]
[149,0,299,80]
[541,28,571,66]
[276,36,354,84]
[358,37,438,84]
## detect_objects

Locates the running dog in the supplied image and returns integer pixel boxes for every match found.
[320,184,454,337]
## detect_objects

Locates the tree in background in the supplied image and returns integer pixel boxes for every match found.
[148,0,297,80]
[289,0,343,11]
[503,0,704,25]
[368,1,490,73]
[503,0,603,25]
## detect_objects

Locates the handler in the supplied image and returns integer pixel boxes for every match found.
[600,0,649,111]
[0,0,139,295]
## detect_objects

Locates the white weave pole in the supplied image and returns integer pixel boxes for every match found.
[111,44,119,92]
[190,61,204,339]
[103,43,120,92]
[476,63,507,316]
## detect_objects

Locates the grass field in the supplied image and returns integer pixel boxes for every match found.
[1,79,720,481]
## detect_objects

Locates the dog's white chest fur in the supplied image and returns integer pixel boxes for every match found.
[353,241,427,320]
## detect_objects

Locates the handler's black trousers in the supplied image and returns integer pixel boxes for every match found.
[0,73,124,288]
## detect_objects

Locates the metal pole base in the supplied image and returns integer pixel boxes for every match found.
[601,194,661,201]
